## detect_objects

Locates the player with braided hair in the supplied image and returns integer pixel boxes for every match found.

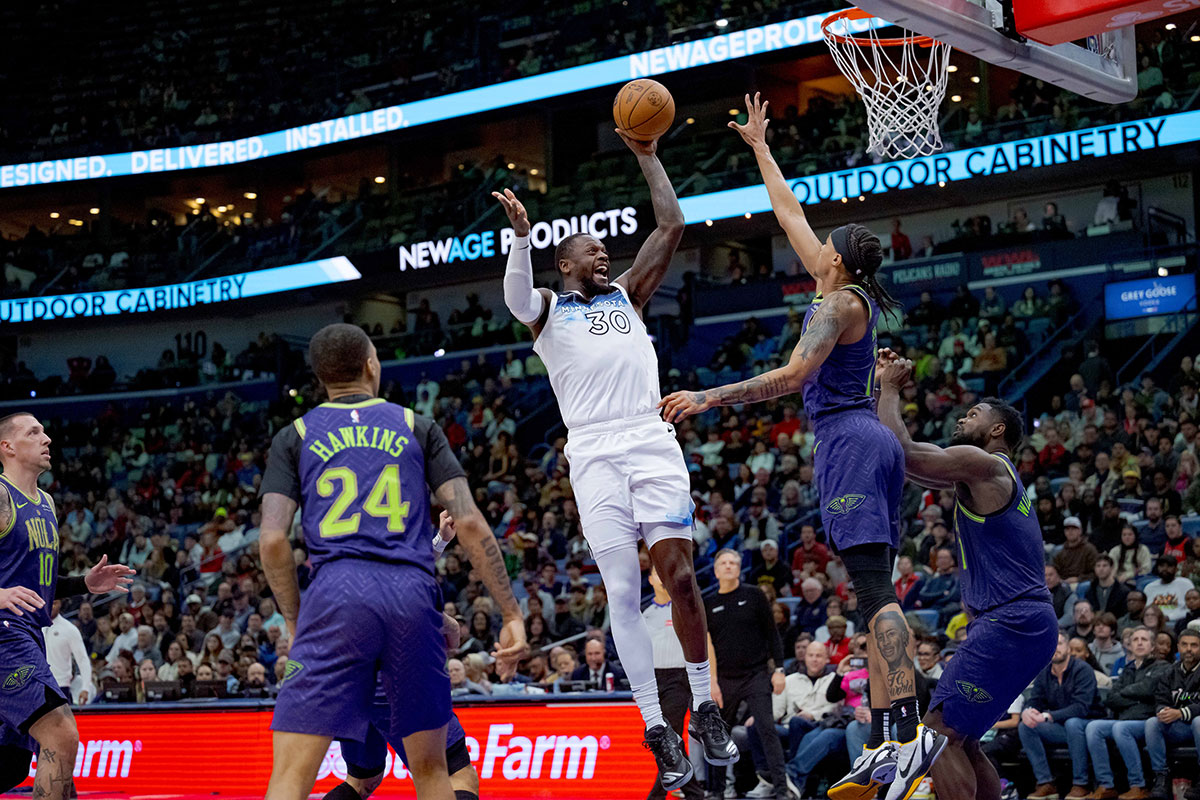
[660,92,943,800]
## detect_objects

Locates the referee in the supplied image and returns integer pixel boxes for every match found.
[705,548,790,800]
[643,567,706,800]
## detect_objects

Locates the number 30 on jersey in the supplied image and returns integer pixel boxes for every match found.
[585,309,631,336]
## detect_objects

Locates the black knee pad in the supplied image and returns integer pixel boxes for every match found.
[840,543,900,623]
[0,746,33,794]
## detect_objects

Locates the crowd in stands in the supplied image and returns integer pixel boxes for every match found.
[23,267,1198,794]
[3,11,1193,302]
[0,0,821,163]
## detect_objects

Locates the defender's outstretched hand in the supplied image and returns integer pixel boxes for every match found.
[658,390,712,423]
[492,188,531,236]
[728,92,770,149]
[85,554,136,594]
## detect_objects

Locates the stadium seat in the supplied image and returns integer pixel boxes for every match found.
[911,609,941,631]
[1075,580,1090,598]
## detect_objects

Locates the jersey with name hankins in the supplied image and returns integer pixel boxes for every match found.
[800,285,879,424]
[294,398,434,574]
[0,475,59,633]
[953,451,1053,615]
[532,282,661,430]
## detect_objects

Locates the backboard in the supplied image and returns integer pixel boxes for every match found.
[851,0,1139,102]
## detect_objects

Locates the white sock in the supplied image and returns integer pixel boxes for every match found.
[633,679,667,730]
[686,660,713,709]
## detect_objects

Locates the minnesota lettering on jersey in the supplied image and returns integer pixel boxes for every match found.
[307,425,410,463]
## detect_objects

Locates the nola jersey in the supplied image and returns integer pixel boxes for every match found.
[0,475,59,632]
[263,397,444,575]
[801,285,879,424]
[953,452,1052,615]
[533,283,661,430]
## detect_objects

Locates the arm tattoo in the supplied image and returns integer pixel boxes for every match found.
[0,483,11,532]
[436,477,521,620]
[872,610,916,699]
[796,294,851,363]
[697,291,854,408]
[697,372,794,408]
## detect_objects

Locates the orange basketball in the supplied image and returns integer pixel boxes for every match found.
[613,79,675,142]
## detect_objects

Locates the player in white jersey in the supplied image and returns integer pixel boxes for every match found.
[493,130,738,792]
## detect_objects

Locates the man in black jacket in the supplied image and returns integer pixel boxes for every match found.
[706,549,789,800]
[1085,555,1130,618]
[1145,629,1200,800]
[1018,631,1104,799]
[1083,627,1169,798]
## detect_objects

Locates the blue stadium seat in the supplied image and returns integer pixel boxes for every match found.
[1183,517,1200,536]
[1076,581,1091,599]
[911,609,941,631]
[1050,477,1070,495]
[1137,575,1156,591]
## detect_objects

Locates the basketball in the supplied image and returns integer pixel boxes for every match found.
[613,79,675,141]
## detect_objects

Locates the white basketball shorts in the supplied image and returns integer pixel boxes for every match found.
[564,412,695,557]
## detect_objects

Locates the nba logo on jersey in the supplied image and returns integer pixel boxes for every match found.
[351,410,360,423]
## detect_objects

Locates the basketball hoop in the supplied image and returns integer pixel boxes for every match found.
[822,8,952,159]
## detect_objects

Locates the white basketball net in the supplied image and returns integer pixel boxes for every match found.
[823,14,952,159]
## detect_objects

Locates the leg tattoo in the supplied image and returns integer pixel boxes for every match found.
[872,610,915,699]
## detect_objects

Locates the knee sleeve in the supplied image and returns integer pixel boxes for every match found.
[840,544,899,623]
[593,546,657,687]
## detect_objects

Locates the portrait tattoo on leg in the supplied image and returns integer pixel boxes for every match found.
[873,610,914,698]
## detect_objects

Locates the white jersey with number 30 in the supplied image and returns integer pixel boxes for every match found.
[533,283,662,430]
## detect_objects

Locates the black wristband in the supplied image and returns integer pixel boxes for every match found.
[55,575,88,599]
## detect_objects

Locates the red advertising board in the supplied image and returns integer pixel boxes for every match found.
[15,701,657,797]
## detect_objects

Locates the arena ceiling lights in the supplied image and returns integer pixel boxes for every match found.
[0,12,883,190]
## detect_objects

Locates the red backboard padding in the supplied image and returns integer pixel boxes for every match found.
[1013,0,1190,46]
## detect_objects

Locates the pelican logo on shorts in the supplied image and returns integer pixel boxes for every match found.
[825,494,866,516]
[956,680,993,704]
[279,659,305,687]
[3,665,34,691]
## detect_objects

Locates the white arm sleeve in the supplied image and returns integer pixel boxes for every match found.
[503,235,545,324]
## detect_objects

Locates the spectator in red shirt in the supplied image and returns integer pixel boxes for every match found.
[824,615,852,665]
[790,524,830,588]
[1038,425,1069,474]
[890,218,912,261]
[894,554,924,611]
[769,405,802,443]
[1163,515,1190,565]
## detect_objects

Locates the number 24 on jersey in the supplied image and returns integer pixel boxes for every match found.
[316,464,411,538]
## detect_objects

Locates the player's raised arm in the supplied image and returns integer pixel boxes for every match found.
[494,189,553,337]
[659,290,858,421]
[613,131,685,313]
[730,92,822,271]
[434,476,528,677]
[874,351,1003,489]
